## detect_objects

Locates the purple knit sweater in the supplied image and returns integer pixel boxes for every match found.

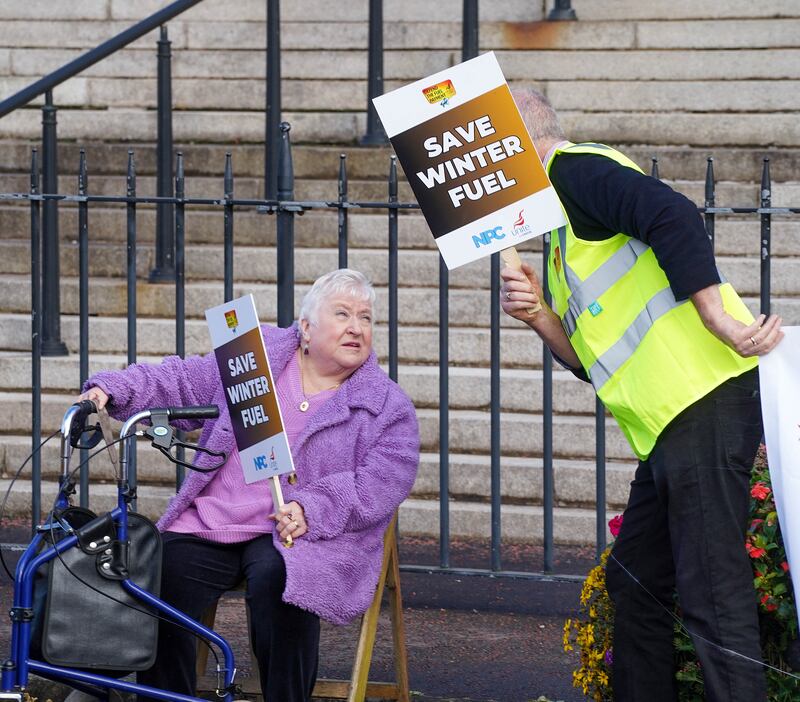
[167,351,334,542]
[85,323,420,625]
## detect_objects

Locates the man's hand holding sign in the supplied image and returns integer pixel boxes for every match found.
[373,51,566,306]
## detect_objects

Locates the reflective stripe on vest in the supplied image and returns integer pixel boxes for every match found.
[558,224,651,338]
[588,285,682,389]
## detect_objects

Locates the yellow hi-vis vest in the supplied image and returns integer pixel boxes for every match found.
[545,142,757,460]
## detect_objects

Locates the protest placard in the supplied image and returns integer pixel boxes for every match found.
[373,51,566,272]
[206,294,296,545]
[759,327,800,620]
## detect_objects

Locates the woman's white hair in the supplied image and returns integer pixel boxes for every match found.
[299,268,376,326]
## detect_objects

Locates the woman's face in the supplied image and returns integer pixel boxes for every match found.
[305,293,373,373]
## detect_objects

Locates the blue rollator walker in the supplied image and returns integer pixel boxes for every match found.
[1,401,244,702]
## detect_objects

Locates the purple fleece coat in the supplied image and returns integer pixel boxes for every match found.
[85,323,420,625]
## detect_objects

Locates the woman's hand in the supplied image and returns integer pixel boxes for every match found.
[270,501,309,540]
[77,387,110,411]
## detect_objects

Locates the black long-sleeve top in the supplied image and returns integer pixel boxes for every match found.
[549,152,720,301]
[546,151,720,378]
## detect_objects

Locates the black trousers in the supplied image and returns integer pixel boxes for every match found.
[606,369,766,702]
[137,532,320,702]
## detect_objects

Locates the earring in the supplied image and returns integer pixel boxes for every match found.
[303,342,309,355]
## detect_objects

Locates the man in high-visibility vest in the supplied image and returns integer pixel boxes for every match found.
[501,88,784,702]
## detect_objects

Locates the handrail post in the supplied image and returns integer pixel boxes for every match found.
[337,154,348,268]
[704,157,716,251]
[265,0,282,200]
[547,0,577,20]
[78,149,90,508]
[760,158,772,316]
[126,150,138,503]
[150,25,176,282]
[361,0,388,145]
[388,156,398,382]
[223,153,234,303]
[276,122,295,327]
[30,148,42,531]
[41,90,67,356]
[174,152,186,489]
[462,0,478,60]
[542,233,554,572]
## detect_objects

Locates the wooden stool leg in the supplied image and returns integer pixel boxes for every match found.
[347,518,395,702]
[386,530,410,702]
[311,513,410,701]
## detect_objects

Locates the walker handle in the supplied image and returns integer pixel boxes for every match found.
[155,405,220,421]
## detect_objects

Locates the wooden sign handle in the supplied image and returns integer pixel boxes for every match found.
[270,475,294,548]
[500,246,542,314]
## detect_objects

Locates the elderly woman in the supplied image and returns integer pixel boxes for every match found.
[79,269,420,702]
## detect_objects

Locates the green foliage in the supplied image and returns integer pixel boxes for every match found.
[564,445,800,700]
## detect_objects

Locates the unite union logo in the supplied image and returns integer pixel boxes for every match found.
[511,209,532,238]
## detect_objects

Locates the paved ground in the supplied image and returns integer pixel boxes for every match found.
[0,519,594,702]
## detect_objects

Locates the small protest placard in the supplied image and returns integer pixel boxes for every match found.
[759,327,800,621]
[373,51,566,270]
[205,294,295,484]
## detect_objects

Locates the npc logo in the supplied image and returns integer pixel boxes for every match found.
[472,225,505,248]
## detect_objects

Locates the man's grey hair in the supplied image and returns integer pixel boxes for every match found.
[299,268,376,326]
[511,87,567,144]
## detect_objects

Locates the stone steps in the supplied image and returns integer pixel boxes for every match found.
[12,76,800,114]
[0,390,635,460]
[0,478,619,545]
[2,105,799,148]
[0,276,798,361]
[1,270,798,332]
[3,237,798,288]
[8,0,797,24]
[0,352,599,415]
[3,237,800,285]
[0,433,634,509]
[572,0,800,21]
[2,141,798,184]
[0,171,798,210]
[8,47,800,83]
[1,0,797,547]
[111,0,547,24]
[6,18,800,52]
[3,204,800,261]
[0,312,552,366]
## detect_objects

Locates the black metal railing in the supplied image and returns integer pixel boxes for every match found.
[7,0,794,584]
[548,0,577,21]
[0,0,207,358]
[15,133,797,581]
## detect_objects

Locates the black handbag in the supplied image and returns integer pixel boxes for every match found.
[32,506,162,675]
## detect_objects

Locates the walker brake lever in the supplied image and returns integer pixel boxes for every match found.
[144,410,227,472]
[154,441,227,473]
[69,400,103,450]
